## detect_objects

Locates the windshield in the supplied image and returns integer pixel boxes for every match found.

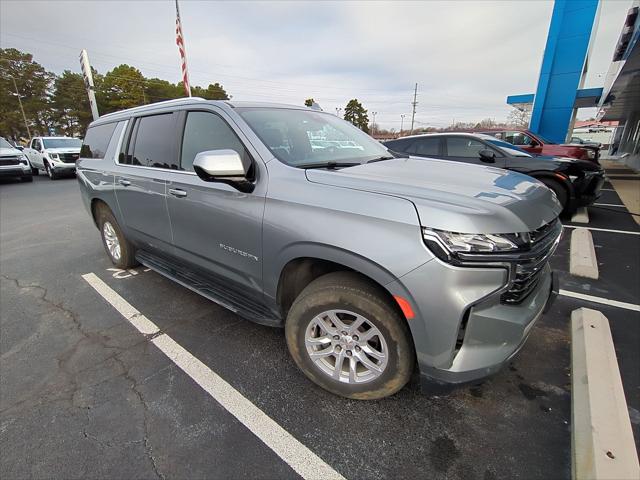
[43,138,82,149]
[237,108,391,167]
[487,139,532,157]
[0,137,14,149]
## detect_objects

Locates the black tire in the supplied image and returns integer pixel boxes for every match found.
[20,176,33,182]
[540,178,568,212]
[285,271,415,400]
[45,162,57,180]
[96,205,138,269]
[31,167,39,176]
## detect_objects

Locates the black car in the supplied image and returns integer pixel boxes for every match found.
[384,133,605,214]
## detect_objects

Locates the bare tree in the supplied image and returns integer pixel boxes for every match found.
[507,108,530,128]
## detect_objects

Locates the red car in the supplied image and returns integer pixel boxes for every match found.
[482,129,599,163]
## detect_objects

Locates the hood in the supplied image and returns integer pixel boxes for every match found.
[305,157,562,233]
[46,147,81,154]
[0,147,23,157]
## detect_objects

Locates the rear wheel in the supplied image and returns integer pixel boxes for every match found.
[540,178,568,212]
[96,206,138,269]
[285,272,414,400]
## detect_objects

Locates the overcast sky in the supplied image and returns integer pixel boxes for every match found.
[0,0,632,129]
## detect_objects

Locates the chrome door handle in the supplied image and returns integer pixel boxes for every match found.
[119,179,131,187]
[169,188,187,198]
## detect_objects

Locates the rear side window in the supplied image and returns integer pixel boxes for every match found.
[81,123,117,159]
[445,137,486,157]
[385,138,414,153]
[180,111,248,172]
[129,113,178,169]
[406,137,440,156]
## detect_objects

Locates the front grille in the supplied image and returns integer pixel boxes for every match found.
[59,153,79,163]
[500,219,562,304]
[0,156,21,166]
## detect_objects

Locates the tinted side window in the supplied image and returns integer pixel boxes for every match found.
[385,138,414,152]
[130,114,178,169]
[505,131,532,146]
[407,137,440,156]
[32,139,41,150]
[180,111,248,172]
[445,137,486,157]
[81,123,117,159]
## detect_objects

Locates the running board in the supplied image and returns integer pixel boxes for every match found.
[135,250,282,327]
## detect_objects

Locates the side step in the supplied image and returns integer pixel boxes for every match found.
[136,250,282,327]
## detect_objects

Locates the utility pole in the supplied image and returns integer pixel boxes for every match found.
[371,111,377,135]
[400,114,406,136]
[410,83,418,135]
[335,107,342,117]
[11,76,31,139]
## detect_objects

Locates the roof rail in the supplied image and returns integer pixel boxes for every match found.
[99,97,207,119]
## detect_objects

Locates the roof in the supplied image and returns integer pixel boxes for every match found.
[388,132,492,141]
[92,98,319,126]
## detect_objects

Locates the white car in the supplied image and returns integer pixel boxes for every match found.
[23,136,82,179]
[0,137,32,182]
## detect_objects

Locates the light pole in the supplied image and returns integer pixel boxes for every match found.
[335,107,342,117]
[371,111,377,135]
[400,114,406,136]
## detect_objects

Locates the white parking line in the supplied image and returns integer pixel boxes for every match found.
[559,289,640,312]
[81,272,345,480]
[563,225,640,236]
[593,203,625,208]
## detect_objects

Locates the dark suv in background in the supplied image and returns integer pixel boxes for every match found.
[384,133,604,214]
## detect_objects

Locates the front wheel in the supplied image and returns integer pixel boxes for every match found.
[45,163,57,180]
[285,272,415,400]
[31,167,39,176]
[540,178,569,213]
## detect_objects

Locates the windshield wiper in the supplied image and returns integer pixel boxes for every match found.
[366,155,403,163]
[297,161,359,169]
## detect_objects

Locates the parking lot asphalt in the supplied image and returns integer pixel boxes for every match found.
[1,175,638,479]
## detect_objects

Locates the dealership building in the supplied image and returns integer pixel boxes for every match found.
[507,0,640,170]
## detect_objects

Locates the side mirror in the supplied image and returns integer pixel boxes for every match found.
[479,149,496,163]
[15,146,24,151]
[192,149,254,192]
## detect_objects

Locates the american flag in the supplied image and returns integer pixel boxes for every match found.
[175,0,191,97]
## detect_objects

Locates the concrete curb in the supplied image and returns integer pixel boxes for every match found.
[570,228,599,279]
[571,308,640,480]
[571,207,590,224]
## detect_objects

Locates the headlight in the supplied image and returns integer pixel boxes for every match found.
[19,154,29,165]
[422,228,526,262]
[49,153,59,160]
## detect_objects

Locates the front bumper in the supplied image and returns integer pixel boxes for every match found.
[50,161,77,174]
[573,171,606,207]
[0,164,31,177]
[386,236,559,387]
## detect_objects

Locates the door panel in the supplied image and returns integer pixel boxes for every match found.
[113,113,179,252]
[165,109,265,299]
[166,174,265,300]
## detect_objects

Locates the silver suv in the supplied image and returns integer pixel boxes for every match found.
[78,99,562,399]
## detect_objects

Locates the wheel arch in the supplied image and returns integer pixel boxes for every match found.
[274,246,407,323]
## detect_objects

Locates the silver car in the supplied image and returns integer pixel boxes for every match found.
[77,99,562,399]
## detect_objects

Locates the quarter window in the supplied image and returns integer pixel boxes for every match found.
[81,123,117,159]
[504,131,533,146]
[180,111,248,172]
[130,114,178,169]
[445,137,487,157]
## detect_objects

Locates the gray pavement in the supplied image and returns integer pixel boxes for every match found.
[1,174,637,479]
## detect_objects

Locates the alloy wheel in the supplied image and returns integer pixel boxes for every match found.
[305,309,388,384]
[102,221,121,261]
